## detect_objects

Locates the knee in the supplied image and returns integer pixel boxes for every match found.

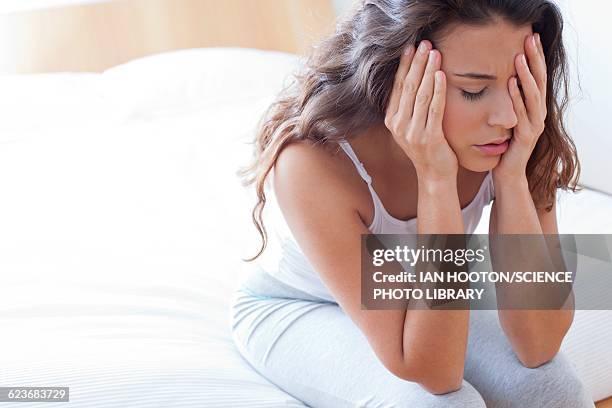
[514,352,594,408]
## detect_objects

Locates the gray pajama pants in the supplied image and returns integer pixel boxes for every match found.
[229,269,595,407]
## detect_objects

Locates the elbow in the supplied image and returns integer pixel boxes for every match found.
[504,321,569,369]
[516,345,560,368]
[391,360,464,395]
[418,377,464,395]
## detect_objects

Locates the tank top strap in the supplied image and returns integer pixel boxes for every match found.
[337,140,373,185]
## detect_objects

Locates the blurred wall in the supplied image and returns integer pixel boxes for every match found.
[0,0,336,73]
[556,0,612,194]
[0,0,114,13]
[332,0,356,17]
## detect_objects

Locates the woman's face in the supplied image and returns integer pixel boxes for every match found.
[436,20,534,172]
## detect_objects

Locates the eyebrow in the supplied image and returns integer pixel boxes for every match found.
[453,72,497,80]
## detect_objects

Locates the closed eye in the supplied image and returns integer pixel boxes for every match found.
[461,78,523,102]
[461,88,486,101]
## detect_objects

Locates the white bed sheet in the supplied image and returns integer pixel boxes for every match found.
[0,47,610,407]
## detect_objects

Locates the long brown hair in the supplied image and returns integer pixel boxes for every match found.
[237,0,582,262]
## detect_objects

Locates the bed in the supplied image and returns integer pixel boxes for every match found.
[0,46,611,407]
[2,0,612,403]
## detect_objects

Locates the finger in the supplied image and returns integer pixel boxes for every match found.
[426,70,446,132]
[516,52,539,123]
[534,32,548,98]
[509,76,528,125]
[386,44,417,124]
[529,33,548,95]
[411,49,439,131]
[397,40,431,126]
[525,33,547,98]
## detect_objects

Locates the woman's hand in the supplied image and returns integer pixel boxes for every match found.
[493,33,548,182]
[384,40,458,182]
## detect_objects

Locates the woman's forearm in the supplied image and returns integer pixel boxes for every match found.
[492,173,574,367]
[491,174,541,234]
[416,176,464,235]
[402,175,468,394]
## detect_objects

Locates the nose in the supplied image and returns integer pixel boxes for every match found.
[487,85,519,130]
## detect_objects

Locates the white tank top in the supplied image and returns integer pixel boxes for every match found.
[242,139,496,302]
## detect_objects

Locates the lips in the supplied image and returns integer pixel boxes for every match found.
[477,138,509,146]
[474,139,510,155]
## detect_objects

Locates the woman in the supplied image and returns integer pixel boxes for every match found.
[231,0,593,406]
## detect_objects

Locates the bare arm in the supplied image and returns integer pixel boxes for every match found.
[385,40,470,394]
[490,174,574,368]
[400,175,470,394]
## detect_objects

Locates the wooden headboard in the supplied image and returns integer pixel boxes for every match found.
[0,0,337,73]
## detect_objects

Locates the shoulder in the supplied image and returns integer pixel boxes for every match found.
[275,139,336,176]
[273,139,367,222]
[274,139,360,200]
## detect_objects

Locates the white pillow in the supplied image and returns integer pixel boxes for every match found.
[100,47,303,120]
[0,73,118,141]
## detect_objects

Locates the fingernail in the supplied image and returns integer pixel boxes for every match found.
[535,33,540,43]
[404,44,413,55]
[531,34,536,47]
[429,50,436,63]
[418,41,429,54]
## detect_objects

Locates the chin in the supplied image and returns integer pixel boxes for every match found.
[457,153,500,173]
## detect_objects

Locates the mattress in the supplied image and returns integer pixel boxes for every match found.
[0,47,610,406]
